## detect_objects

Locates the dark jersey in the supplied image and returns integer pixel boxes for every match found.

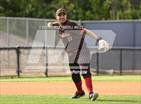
[51,21,86,51]
[51,20,77,27]
[50,20,90,64]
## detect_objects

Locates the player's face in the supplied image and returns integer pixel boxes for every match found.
[56,12,67,24]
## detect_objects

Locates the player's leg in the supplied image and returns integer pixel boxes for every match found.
[81,64,93,93]
[81,63,99,101]
[70,63,85,99]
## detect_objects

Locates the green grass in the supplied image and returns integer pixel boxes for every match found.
[0,95,140,104]
[0,75,140,82]
[0,75,140,104]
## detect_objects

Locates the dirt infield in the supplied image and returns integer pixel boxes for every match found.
[0,81,140,95]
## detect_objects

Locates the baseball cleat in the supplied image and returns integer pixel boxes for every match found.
[72,91,85,99]
[89,92,99,101]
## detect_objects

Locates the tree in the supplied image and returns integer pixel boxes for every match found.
[0,0,141,20]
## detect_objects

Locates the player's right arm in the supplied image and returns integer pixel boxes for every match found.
[47,22,59,28]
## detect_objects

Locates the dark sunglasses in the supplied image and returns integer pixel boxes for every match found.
[58,12,66,16]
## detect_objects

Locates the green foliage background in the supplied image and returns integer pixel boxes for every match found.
[0,0,141,20]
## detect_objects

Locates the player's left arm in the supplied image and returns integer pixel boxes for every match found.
[82,28,110,51]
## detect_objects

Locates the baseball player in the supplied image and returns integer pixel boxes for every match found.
[48,8,109,101]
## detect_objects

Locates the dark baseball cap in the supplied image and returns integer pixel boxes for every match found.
[56,8,66,16]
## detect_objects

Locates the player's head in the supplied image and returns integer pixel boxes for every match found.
[55,8,67,24]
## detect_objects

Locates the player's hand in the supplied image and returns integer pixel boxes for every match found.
[47,22,52,28]
[98,39,110,52]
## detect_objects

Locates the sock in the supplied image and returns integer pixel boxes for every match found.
[74,81,83,93]
[84,77,93,93]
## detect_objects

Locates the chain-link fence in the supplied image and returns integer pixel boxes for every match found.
[0,47,141,77]
[0,17,141,77]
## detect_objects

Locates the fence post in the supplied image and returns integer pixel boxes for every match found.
[119,49,122,75]
[16,46,20,77]
[45,62,48,77]
[96,52,99,75]
[26,18,29,45]
[44,46,48,77]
